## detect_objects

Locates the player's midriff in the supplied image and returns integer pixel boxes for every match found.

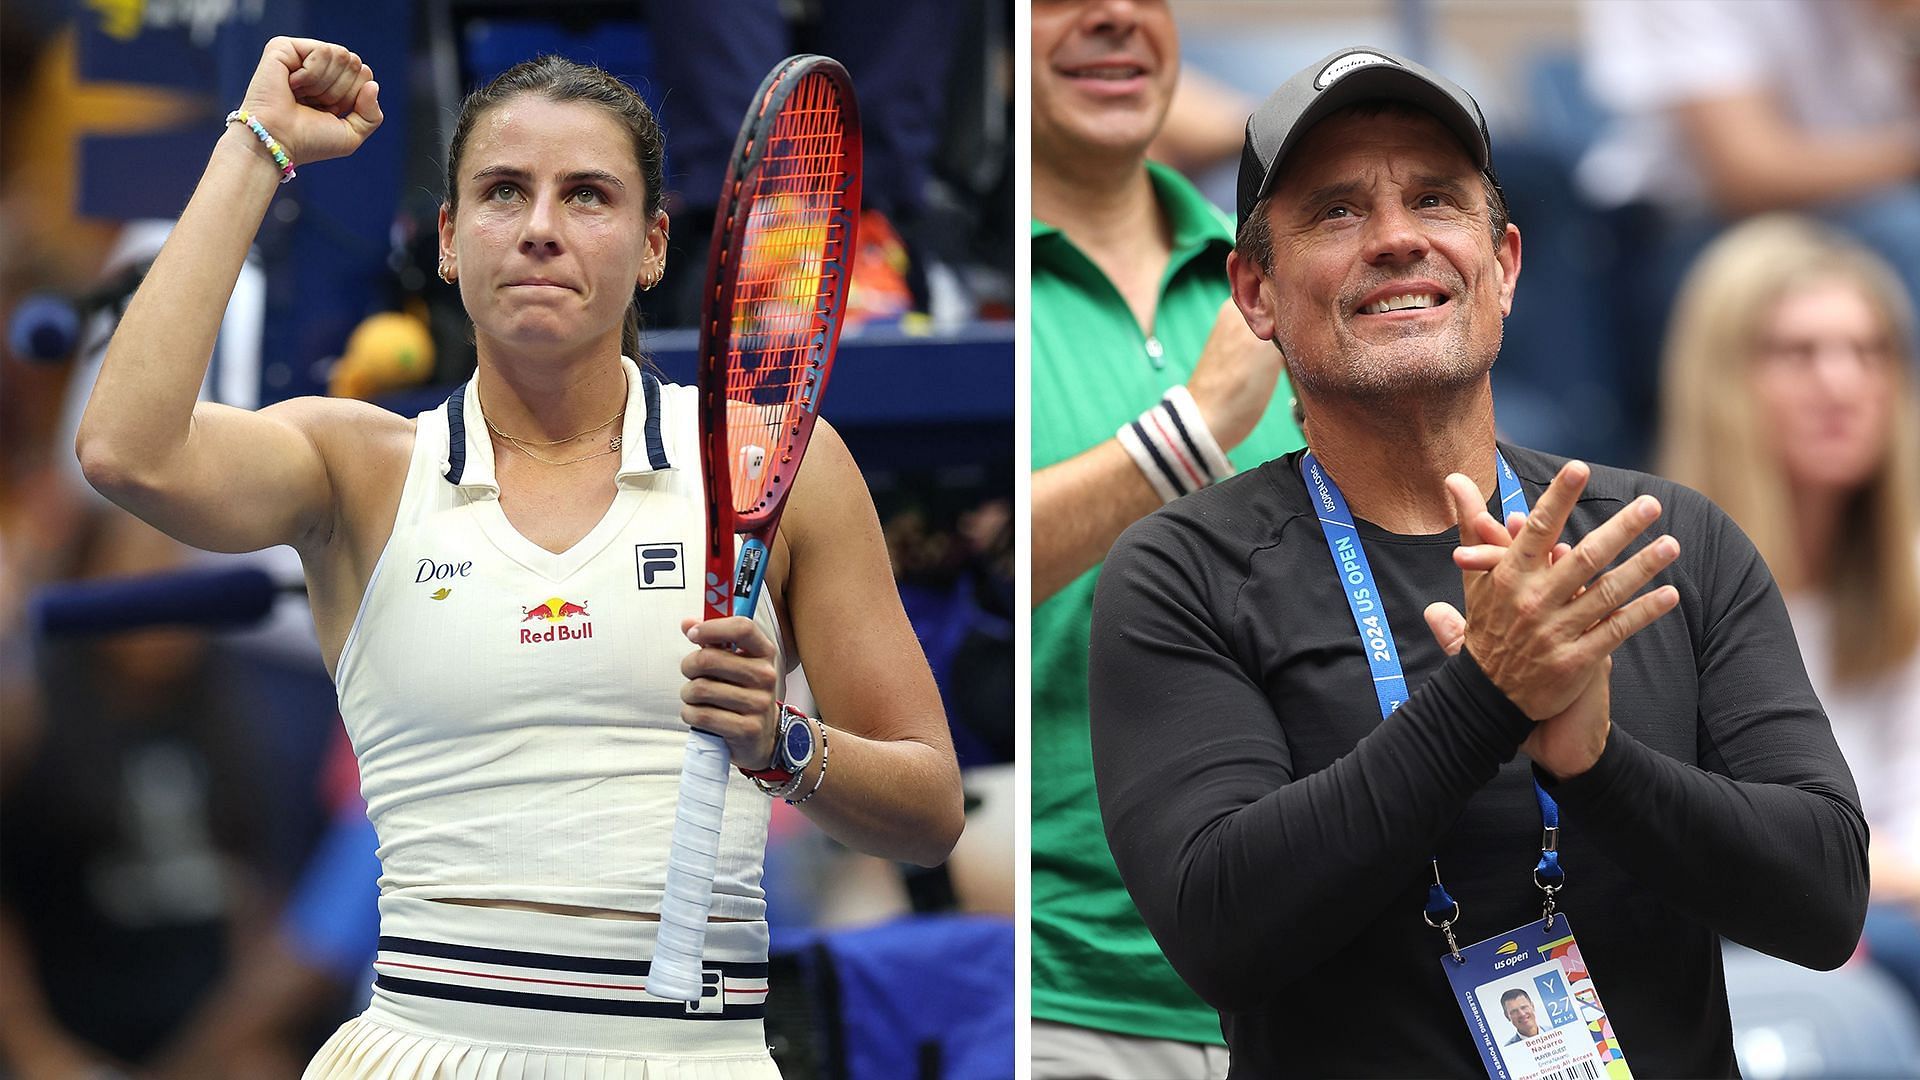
[430,897,748,921]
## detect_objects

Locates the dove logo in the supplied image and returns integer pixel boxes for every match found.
[415,557,474,584]
[635,542,685,590]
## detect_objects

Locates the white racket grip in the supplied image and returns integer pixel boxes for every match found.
[648,728,732,1001]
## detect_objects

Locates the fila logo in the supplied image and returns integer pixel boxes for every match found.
[636,542,685,589]
[687,968,724,1015]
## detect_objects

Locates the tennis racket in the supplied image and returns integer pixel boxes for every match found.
[649,54,862,1004]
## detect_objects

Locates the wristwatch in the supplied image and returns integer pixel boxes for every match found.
[738,703,815,787]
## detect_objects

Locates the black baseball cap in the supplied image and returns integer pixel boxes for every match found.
[1236,46,1492,231]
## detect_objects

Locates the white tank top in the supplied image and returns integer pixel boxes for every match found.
[333,356,783,920]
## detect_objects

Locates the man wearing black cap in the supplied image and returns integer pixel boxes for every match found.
[1088,46,1868,1075]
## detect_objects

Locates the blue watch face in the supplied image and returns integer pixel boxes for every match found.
[783,716,814,765]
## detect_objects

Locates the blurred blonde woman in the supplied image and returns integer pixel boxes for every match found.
[1659,214,1920,1005]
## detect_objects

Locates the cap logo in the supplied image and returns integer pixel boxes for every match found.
[1315,51,1399,90]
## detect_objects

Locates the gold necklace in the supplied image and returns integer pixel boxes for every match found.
[476,386,625,466]
[486,417,623,466]
[480,400,625,445]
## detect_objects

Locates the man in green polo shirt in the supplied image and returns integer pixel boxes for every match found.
[1031,2,1304,1075]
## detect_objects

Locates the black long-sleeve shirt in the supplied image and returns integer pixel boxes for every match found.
[1088,443,1868,1077]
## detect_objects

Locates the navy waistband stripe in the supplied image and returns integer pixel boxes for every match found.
[375,973,767,1020]
[378,935,768,979]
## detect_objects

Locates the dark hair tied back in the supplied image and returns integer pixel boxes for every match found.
[444,55,666,359]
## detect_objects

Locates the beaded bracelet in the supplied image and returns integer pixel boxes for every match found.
[225,108,297,185]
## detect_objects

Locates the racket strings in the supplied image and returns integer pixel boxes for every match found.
[726,70,853,515]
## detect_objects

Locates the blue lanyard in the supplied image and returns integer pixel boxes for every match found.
[1300,450,1565,950]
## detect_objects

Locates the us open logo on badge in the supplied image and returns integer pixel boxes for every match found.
[636,542,685,589]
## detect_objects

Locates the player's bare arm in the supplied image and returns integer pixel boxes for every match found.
[770,417,964,867]
[75,39,384,559]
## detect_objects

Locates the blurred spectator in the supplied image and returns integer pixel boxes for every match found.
[647,0,968,328]
[144,731,378,1078]
[946,497,1013,764]
[1146,67,1256,177]
[0,509,275,1076]
[1580,0,1920,405]
[1029,1,1299,1076]
[1581,1,1920,224]
[882,491,1012,765]
[1657,214,1920,1008]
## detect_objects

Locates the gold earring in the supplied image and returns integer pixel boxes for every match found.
[438,259,455,284]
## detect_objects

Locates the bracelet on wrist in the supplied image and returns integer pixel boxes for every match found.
[1114,385,1236,503]
[746,702,817,799]
[753,767,807,800]
[785,720,829,806]
[225,108,297,185]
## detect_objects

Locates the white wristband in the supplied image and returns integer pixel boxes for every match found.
[1115,389,1236,503]
[1161,386,1236,482]
[1116,419,1186,502]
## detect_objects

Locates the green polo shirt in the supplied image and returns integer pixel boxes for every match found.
[1031,161,1304,1042]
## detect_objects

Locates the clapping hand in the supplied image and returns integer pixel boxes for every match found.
[1421,462,1681,777]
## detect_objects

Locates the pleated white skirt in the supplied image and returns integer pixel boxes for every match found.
[304,1017,782,1080]
[304,896,781,1080]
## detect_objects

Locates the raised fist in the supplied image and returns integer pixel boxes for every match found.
[238,37,383,168]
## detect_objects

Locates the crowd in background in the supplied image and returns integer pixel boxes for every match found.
[0,1,1010,1076]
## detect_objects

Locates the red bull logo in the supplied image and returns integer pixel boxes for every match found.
[519,597,593,643]
[522,597,589,621]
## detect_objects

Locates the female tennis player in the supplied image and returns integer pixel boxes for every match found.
[75,37,963,1077]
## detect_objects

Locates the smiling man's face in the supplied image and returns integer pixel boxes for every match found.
[1230,104,1520,405]
[1032,0,1179,168]
[1504,993,1540,1037]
